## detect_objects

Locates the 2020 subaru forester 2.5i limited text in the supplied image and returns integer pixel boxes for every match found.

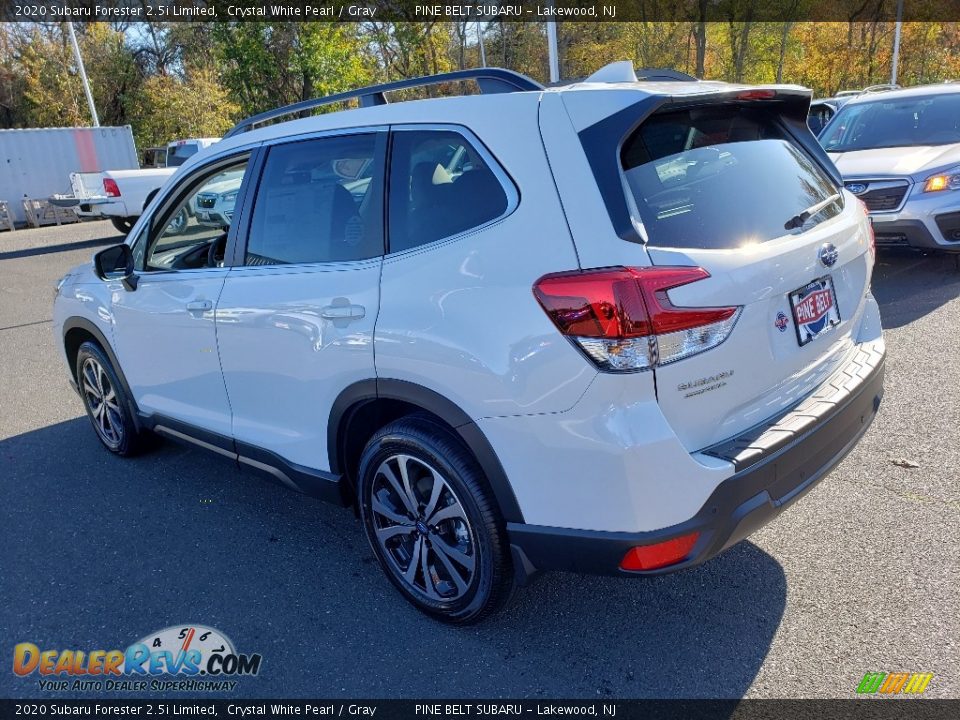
[54,62,885,623]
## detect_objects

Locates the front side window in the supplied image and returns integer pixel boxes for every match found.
[245,134,384,265]
[622,105,842,250]
[142,159,249,272]
[388,129,509,253]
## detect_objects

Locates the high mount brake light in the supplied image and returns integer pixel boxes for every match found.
[533,266,740,372]
[103,178,121,197]
[737,89,777,101]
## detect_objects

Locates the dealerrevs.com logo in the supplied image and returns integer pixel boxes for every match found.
[13,625,262,692]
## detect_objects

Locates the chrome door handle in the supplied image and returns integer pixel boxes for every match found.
[186,299,213,312]
[321,304,365,320]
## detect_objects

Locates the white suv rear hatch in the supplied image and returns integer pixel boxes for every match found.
[538,87,876,453]
[620,102,874,451]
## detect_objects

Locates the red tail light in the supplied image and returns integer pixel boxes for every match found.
[533,267,740,371]
[620,532,700,571]
[103,178,121,197]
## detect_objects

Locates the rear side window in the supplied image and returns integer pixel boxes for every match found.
[246,133,384,265]
[388,129,509,253]
[622,106,842,250]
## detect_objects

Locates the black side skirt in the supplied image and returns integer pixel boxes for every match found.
[139,413,349,506]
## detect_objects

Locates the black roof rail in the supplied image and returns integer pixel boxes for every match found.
[224,67,544,138]
[635,68,698,82]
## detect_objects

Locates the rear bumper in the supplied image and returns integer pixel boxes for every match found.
[507,338,885,580]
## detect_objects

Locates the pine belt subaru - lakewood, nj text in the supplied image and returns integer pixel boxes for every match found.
[53,62,885,623]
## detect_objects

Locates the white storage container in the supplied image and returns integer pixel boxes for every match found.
[0,126,139,224]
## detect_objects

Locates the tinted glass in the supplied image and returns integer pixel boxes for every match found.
[807,104,834,136]
[821,93,960,151]
[143,160,248,272]
[246,134,383,265]
[622,106,842,250]
[388,130,508,253]
[167,143,200,167]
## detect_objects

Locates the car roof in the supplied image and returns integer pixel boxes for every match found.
[842,83,960,107]
[190,64,814,171]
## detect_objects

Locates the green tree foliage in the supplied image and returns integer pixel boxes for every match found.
[2,18,960,152]
[212,22,373,117]
[0,27,27,127]
[128,67,238,149]
[8,23,140,128]
[15,24,89,127]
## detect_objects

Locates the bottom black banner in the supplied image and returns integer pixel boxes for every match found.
[1,700,959,720]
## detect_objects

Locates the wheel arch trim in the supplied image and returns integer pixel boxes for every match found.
[62,316,142,431]
[329,378,525,524]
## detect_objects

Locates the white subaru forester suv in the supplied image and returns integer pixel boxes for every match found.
[53,62,885,623]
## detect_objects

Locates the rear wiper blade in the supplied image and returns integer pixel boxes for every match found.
[784,193,841,231]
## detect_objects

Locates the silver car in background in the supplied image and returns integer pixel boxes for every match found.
[820,84,960,252]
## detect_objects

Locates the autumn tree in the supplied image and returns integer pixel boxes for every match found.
[213,22,373,117]
[128,67,238,148]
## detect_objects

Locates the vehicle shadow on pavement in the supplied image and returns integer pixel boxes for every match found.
[871,250,960,329]
[0,234,122,261]
[493,543,785,699]
[1,418,785,700]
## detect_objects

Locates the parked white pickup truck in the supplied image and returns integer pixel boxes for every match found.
[51,138,219,234]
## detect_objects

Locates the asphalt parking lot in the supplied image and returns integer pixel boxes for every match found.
[1,220,957,700]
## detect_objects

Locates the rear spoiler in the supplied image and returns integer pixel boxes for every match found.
[576,87,839,245]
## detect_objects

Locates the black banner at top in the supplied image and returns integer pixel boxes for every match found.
[3,0,960,23]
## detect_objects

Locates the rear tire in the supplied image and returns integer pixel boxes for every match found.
[143,189,159,211]
[75,342,150,457]
[358,415,514,623]
[110,217,134,235]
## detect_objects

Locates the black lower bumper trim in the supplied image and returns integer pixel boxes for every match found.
[873,218,957,251]
[934,211,960,242]
[508,344,885,580]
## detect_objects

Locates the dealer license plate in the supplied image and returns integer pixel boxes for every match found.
[789,276,840,346]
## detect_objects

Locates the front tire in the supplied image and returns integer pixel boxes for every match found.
[358,415,514,623]
[75,342,149,456]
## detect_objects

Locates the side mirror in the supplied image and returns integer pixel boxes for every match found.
[93,244,138,291]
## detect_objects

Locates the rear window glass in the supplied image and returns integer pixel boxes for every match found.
[167,143,200,167]
[622,106,842,250]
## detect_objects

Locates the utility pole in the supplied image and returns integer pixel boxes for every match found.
[66,21,99,127]
[477,20,486,67]
[891,0,903,86]
[546,18,559,83]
